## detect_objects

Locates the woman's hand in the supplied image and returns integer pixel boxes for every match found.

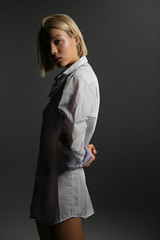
[84,144,97,167]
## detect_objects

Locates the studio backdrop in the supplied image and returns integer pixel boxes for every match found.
[0,0,159,239]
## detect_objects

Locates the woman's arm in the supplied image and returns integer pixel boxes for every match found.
[58,75,98,170]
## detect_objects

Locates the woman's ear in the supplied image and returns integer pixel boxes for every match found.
[74,35,79,46]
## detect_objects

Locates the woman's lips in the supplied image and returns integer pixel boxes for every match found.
[54,57,62,63]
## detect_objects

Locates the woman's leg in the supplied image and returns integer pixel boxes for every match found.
[48,217,84,240]
[35,220,51,240]
[36,217,84,240]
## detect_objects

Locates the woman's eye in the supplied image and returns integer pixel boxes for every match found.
[54,40,62,45]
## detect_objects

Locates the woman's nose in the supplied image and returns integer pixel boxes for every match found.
[50,42,58,55]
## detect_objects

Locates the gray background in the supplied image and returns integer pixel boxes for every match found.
[0,0,160,239]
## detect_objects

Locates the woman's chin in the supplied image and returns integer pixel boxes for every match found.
[56,61,65,68]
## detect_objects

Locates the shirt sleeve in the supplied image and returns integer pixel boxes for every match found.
[58,75,94,170]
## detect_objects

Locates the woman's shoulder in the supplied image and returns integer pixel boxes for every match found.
[73,62,98,85]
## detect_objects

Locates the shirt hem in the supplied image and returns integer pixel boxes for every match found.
[30,211,95,227]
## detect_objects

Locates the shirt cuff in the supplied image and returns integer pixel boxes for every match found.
[82,146,93,166]
[66,146,93,170]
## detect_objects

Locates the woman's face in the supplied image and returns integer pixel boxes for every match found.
[47,28,79,68]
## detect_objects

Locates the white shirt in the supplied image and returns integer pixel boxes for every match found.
[58,56,100,169]
[30,56,100,226]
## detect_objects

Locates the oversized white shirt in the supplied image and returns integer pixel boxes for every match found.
[30,56,100,226]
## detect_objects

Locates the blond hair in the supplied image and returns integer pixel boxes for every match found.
[37,14,88,77]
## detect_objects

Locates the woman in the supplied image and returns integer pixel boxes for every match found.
[30,14,100,240]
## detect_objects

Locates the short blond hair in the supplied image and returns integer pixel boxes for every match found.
[37,14,88,77]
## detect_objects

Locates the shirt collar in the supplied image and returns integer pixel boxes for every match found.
[54,56,88,83]
[63,56,88,75]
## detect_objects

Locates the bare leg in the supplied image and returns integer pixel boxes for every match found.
[35,217,84,240]
[35,221,51,240]
[49,217,84,240]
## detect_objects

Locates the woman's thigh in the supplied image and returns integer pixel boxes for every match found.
[36,217,84,240]
[35,220,51,240]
